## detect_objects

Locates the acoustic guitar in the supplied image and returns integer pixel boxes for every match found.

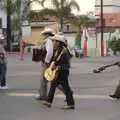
[44,47,66,82]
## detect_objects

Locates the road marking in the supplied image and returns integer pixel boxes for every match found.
[0,92,113,100]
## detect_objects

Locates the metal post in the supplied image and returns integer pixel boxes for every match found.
[60,0,64,32]
[100,0,104,56]
[6,0,12,51]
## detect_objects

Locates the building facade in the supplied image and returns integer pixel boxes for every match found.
[95,0,120,15]
[95,0,120,31]
[0,1,7,36]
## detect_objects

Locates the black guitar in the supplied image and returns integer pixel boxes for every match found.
[93,61,120,73]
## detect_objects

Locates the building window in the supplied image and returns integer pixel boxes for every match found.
[0,18,2,28]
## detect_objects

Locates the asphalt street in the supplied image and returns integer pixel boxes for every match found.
[0,55,120,120]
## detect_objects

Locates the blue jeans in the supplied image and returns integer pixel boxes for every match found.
[0,62,7,87]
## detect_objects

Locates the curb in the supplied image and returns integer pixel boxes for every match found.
[6,52,31,55]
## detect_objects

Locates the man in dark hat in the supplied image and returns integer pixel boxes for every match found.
[41,35,75,109]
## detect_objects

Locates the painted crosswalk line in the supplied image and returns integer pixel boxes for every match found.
[0,92,113,100]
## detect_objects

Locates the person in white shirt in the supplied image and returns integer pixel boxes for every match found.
[36,28,54,100]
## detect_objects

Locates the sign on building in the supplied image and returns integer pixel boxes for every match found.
[22,20,31,37]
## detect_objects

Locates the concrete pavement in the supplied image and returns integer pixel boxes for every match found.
[0,55,120,120]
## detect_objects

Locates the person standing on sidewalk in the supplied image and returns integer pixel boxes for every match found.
[0,40,7,89]
[41,35,75,109]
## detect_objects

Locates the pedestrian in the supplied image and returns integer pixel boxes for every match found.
[36,29,69,101]
[19,40,27,60]
[109,81,120,99]
[57,37,73,99]
[0,40,7,89]
[41,35,75,109]
[35,28,54,100]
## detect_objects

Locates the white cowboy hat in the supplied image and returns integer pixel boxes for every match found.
[41,28,54,35]
[50,35,66,44]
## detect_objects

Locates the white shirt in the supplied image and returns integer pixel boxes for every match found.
[0,44,6,55]
[44,37,53,63]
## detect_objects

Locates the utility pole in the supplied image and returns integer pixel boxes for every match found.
[60,0,64,32]
[6,0,12,51]
[100,0,104,56]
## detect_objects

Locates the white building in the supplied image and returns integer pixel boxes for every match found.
[0,1,7,35]
[0,9,7,29]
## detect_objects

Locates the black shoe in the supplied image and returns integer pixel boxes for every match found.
[61,105,75,110]
[109,94,120,99]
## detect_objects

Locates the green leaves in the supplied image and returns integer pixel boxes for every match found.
[52,0,60,9]
[75,31,81,48]
[109,38,120,52]
[34,0,80,31]
[5,0,15,14]
[68,0,80,11]
[70,15,96,28]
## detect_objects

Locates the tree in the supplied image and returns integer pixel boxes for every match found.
[70,15,96,48]
[108,38,120,55]
[0,0,45,51]
[37,0,80,31]
[13,0,45,42]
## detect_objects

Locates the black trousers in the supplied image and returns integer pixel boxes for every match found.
[47,69,75,106]
[0,63,7,87]
[113,81,120,97]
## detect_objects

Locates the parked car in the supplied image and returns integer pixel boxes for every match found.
[71,46,84,58]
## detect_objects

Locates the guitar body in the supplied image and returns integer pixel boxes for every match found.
[44,62,59,82]
[44,47,67,81]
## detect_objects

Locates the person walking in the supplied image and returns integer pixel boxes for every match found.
[109,81,120,99]
[41,35,75,109]
[36,28,54,100]
[0,40,7,89]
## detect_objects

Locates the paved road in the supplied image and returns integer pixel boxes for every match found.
[0,55,120,120]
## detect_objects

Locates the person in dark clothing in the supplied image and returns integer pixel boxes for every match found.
[41,35,75,109]
[109,81,120,99]
[0,42,7,89]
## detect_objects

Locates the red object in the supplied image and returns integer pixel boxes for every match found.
[83,40,88,56]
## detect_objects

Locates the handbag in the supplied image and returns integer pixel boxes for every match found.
[44,47,66,82]
[32,36,46,62]
[32,47,46,62]
[32,38,46,62]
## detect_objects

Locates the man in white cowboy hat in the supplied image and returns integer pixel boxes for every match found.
[41,35,75,109]
[36,28,55,100]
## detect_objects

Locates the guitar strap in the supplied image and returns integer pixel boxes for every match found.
[54,47,66,63]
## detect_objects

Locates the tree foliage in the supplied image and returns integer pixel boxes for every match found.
[35,0,80,31]
[70,15,96,48]
[70,15,96,28]
[108,38,120,52]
